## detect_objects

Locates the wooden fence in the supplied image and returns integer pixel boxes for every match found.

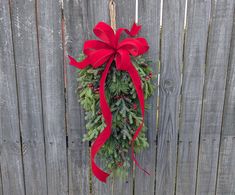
[0,0,234,194]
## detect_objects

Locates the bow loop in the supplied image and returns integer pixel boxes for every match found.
[89,49,114,68]
[83,40,113,55]
[115,22,142,44]
[118,38,149,56]
[93,22,116,47]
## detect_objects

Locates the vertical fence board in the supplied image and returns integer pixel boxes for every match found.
[196,0,234,194]
[0,1,25,195]
[86,1,113,195]
[0,168,2,195]
[112,175,132,195]
[116,0,135,27]
[216,13,235,195]
[156,0,186,194]
[37,0,68,194]
[63,0,90,194]
[134,0,161,195]
[9,0,48,194]
[176,0,211,194]
[111,1,136,195]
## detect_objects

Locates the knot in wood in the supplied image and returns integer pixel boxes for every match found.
[162,79,175,94]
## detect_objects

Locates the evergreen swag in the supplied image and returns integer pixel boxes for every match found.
[75,53,155,177]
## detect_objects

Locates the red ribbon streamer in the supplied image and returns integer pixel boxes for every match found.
[68,22,149,183]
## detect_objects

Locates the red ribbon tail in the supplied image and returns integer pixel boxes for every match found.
[91,125,111,183]
[68,55,90,69]
[91,57,114,183]
[128,23,141,36]
[127,62,150,176]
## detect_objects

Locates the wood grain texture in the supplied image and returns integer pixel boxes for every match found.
[0,1,25,194]
[196,0,234,194]
[36,0,68,194]
[112,1,136,195]
[156,0,186,194]
[134,0,161,195]
[9,0,47,194]
[86,1,114,195]
[216,12,235,195]
[63,0,90,194]
[116,0,135,27]
[0,168,2,195]
[176,0,211,194]
[112,176,132,195]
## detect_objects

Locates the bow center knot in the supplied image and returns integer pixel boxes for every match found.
[112,47,118,54]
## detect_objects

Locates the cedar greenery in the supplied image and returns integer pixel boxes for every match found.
[75,54,155,177]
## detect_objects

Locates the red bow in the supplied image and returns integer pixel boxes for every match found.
[68,22,149,183]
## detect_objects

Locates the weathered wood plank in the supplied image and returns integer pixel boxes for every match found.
[134,0,161,195]
[216,13,235,195]
[36,0,68,194]
[176,0,211,194]
[9,0,48,194]
[92,177,112,195]
[63,0,91,194]
[112,176,132,195]
[116,0,135,27]
[0,1,25,195]
[0,167,2,195]
[156,0,186,194]
[110,1,136,195]
[196,0,234,194]
[86,1,114,195]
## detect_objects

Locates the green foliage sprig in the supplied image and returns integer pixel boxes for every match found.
[76,54,155,177]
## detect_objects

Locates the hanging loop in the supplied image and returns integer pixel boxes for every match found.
[109,0,116,31]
